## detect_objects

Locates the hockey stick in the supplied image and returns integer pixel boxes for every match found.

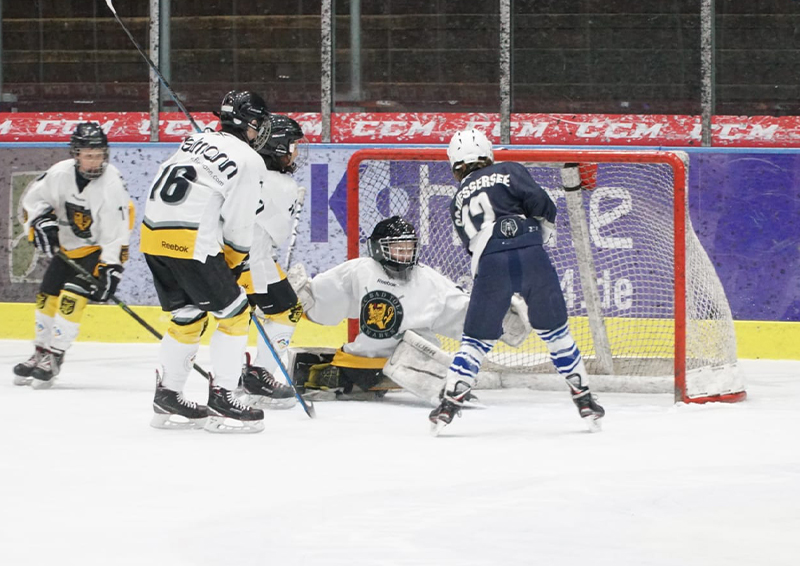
[250,312,316,418]
[104,0,202,133]
[284,186,307,267]
[56,251,212,381]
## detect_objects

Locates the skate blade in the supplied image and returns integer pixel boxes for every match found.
[12,375,32,386]
[430,419,448,437]
[582,415,603,433]
[204,416,265,434]
[241,393,297,410]
[150,413,207,430]
[30,377,56,390]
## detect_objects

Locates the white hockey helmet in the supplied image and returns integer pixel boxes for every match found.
[447,128,494,174]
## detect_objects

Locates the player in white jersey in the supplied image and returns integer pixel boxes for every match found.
[140,91,270,433]
[236,114,307,409]
[292,216,471,402]
[13,122,133,389]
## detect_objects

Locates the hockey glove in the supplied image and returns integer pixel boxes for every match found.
[286,263,314,311]
[31,212,60,257]
[92,264,123,302]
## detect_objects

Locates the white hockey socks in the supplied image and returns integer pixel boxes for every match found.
[159,333,200,392]
[253,316,296,382]
[535,323,590,383]
[443,335,495,402]
[210,329,249,391]
[50,315,80,353]
[33,292,59,348]
[34,309,55,349]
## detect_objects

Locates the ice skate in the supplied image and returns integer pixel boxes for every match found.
[429,398,462,436]
[151,372,209,430]
[12,346,47,386]
[205,385,265,434]
[240,361,296,410]
[566,374,605,432]
[30,349,64,390]
[428,379,472,436]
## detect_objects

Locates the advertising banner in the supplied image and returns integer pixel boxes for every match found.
[2,112,800,147]
[2,144,799,322]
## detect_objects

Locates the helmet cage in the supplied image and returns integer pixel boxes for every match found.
[69,122,109,180]
[250,120,272,152]
[367,234,419,279]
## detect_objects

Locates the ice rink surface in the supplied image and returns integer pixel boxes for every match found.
[1,340,798,566]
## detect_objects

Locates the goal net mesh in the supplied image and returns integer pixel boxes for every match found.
[349,150,743,400]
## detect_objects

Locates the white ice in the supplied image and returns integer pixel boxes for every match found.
[1,340,798,566]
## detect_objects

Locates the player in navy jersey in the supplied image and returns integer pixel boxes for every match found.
[429,128,605,434]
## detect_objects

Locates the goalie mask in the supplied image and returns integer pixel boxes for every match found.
[69,122,110,181]
[447,128,494,181]
[258,114,307,174]
[367,216,419,281]
[219,90,271,151]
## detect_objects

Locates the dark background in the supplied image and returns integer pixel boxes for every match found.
[2,1,796,115]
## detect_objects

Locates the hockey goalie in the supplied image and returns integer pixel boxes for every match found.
[288,216,532,404]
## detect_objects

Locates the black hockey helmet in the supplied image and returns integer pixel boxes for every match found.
[367,216,419,280]
[218,90,271,151]
[258,114,306,174]
[69,122,109,180]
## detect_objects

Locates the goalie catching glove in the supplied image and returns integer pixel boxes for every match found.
[286,262,314,311]
[499,294,532,347]
[30,212,60,257]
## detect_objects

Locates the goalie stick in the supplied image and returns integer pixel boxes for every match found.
[250,313,316,419]
[104,0,202,133]
[56,251,212,381]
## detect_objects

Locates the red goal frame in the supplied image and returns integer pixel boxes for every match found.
[346,148,746,404]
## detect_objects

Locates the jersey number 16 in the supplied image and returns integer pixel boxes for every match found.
[149,165,197,205]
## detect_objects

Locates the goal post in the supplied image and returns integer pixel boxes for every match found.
[345,148,746,404]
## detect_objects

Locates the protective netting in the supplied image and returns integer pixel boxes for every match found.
[351,150,743,400]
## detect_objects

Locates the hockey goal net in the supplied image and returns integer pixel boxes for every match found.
[346,148,746,404]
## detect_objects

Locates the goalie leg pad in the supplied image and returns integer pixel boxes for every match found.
[383,331,453,406]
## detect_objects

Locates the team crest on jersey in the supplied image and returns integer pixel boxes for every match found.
[66,202,93,238]
[500,217,519,238]
[360,290,404,339]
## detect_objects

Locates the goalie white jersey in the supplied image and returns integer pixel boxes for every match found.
[246,170,302,291]
[305,258,469,358]
[22,159,132,265]
[140,131,266,268]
